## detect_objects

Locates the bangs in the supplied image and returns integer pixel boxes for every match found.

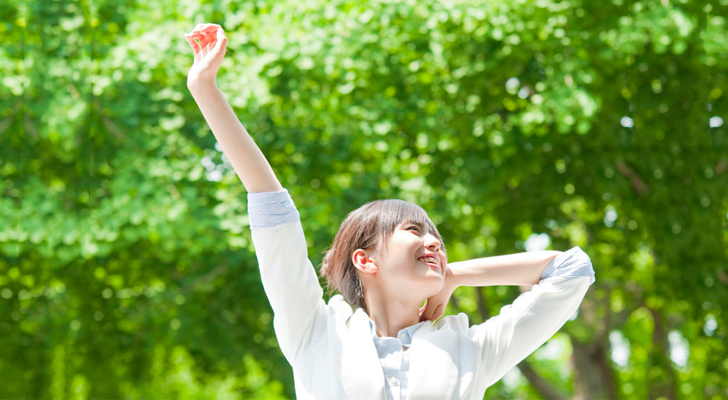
[371,199,446,254]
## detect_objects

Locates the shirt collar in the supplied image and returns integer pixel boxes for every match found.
[368,318,425,348]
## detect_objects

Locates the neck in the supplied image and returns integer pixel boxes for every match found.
[364,288,424,338]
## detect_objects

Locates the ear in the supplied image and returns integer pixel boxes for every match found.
[352,249,378,274]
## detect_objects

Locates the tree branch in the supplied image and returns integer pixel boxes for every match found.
[181,263,229,294]
[23,115,39,139]
[101,115,128,141]
[717,268,728,286]
[715,160,726,176]
[616,159,650,197]
[645,305,678,400]
[449,290,460,311]
[518,360,568,400]
[0,117,13,137]
[476,287,490,320]
[594,286,611,345]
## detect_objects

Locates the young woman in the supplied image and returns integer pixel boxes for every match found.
[185,23,595,400]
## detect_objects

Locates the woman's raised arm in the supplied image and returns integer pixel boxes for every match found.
[184,26,326,364]
[184,24,283,193]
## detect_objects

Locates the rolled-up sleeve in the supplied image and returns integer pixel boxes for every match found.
[540,246,596,285]
[248,190,300,230]
[473,247,595,387]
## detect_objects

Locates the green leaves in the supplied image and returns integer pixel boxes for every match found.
[2,0,727,398]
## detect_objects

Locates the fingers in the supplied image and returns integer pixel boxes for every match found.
[421,302,444,322]
[201,23,222,33]
[428,304,443,322]
[185,34,202,55]
[186,24,225,57]
[214,27,227,52]
[424,307,433,322]
[192,23,222,38]
[421,305,432,322]
[202,28,216,47]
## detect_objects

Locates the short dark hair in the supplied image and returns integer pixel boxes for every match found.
[320,199,445,312]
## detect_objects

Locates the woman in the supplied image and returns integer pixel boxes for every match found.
[184,23,595,400]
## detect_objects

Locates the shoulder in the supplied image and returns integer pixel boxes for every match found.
[327,294,356,319]
[434,312,471,332]
[328,294,351,309]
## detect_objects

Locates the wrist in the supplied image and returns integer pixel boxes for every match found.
[187,78,218,94]
[444,263,460,292]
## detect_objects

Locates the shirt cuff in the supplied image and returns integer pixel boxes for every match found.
[540,246,595,285]
[247,190,300,230]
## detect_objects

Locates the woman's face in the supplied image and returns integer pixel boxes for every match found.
[373,220,448,297]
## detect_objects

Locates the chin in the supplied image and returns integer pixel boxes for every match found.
[425,275,445,292]
[430,270,445,281]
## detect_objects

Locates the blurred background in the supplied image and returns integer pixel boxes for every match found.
[1,0,727,398]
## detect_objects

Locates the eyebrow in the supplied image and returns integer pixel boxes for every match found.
[402,221,425,229]
[403,221,436,238]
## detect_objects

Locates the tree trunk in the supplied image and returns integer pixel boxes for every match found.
[646,306,678,400]
[572,338,618,400]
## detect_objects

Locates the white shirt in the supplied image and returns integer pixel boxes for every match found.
[370,320,425,400]
[248,190,596,400]
[367,247,590,400]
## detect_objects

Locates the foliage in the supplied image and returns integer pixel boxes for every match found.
[1,0,726,398]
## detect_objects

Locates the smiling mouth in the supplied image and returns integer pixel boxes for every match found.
[418,256,440,270]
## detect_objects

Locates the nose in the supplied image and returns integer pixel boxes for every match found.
[423,233,440,251]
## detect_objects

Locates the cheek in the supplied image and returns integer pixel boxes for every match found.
[391,235,419,253]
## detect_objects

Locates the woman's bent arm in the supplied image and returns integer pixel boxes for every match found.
[448,250,562,288]
[421,250,562,321]
[474,247,595,385]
